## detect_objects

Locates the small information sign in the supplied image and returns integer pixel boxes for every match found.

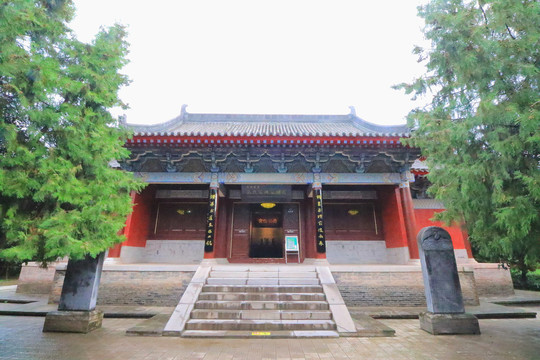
[285,236,299,251]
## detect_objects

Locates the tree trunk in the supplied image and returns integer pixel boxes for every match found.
[520,267,528,286]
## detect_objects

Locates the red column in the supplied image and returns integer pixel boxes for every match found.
[400,184,419,259]
[379,186,409,249]
[123,187,154,248]
[304,197,316,259]
[107,243,122,258]
[107,191,137,258]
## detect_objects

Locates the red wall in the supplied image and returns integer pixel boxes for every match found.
[123,187,155,248]
[107,243,122,258]
[378,186,408,249]
[414,209,472,256]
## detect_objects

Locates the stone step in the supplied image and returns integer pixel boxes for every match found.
[206,278,320,286]
[195,300,330,311]
[208,271,317,279]
[202,285,324,293]
[185,319,336,331]
[190,309,333,320]
[211,265,317,272]
[198,292,326,301]
[181,330,339,338]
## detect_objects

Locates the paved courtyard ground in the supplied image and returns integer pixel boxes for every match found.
[1,311,539,360]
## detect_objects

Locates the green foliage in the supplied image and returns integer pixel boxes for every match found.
[396,0,540,276]
[511,268,540,291]
[0,0,144,263]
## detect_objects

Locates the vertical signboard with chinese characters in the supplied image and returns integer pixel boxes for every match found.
[204,187,218,253]
[314,188,326,253]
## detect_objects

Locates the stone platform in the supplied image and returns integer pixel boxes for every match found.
[16,261,514,308]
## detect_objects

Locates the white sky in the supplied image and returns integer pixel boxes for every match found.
[71,0,430,126]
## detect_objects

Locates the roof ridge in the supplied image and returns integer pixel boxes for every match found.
[125,107,410,136]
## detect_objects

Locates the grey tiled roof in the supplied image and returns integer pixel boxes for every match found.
[411,159,428,170]
[127,107,410,137]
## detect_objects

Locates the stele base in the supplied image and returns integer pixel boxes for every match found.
[419,312,480,335]
[43,310,104,333]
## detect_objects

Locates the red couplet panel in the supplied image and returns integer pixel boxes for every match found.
[414,209,473,257]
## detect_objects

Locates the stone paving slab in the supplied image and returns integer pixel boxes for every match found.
[126,313,172,336]
[1,316,539,359]
[350,302,537,319]
[484,289,540,305]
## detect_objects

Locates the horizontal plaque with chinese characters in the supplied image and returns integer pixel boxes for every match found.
[155,190,209,199]
[241,185,291,202]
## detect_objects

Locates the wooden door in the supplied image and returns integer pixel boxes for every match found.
[229,203,250,261]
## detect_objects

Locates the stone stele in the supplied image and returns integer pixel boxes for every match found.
[43,252,105,333]
[417,226,480,335]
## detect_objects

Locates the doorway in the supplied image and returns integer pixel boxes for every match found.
[228,202,301,263]
[250,204,284,258]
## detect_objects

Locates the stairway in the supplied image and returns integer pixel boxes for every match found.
[181,265,339,338]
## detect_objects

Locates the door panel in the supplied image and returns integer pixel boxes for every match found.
[283,204,300,236]
[229,203,250,260]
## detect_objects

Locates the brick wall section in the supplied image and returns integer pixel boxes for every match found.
[49,270,195,306]
[474,265,515,297]
[17,263,60,295]
[333,271,479,307]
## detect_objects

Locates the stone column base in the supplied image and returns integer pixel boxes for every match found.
[43,310,104,333]
[419,312,480,335]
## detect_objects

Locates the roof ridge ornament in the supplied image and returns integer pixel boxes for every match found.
[180,104,189,118]
[348,106,356,118]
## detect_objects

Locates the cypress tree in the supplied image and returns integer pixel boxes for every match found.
[397,0,539,283]
[0,0,143,264]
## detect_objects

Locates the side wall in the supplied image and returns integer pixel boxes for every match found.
[413,199,473,260]
[333,269,479,307]
[116,186,208,264]
[473,263,515,297]
[48,266,196,306]
[16,262,60,294]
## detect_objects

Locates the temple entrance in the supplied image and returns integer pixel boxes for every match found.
[229,202,301,263]
[250,204,284,258]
